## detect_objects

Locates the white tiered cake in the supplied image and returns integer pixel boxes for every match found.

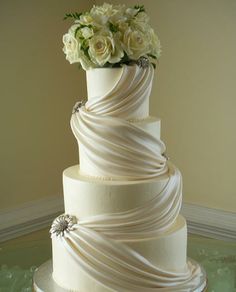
[33,65,206,292]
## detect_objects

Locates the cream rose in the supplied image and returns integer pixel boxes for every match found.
[122,28,150,60]
[78,50,95,70]
[88,31,123,66]
[109,33,124,64]
[131,12,149,32]
[117,19,129,33]
[62,33,79,64]
[78,13,94,26]
[148,28,161,59]
[125,7,139,19]
[68,24,80,35]
[90,3,125,26]
[80,27,94,39]
[90,3,114,25]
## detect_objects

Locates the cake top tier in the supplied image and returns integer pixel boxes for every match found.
[85,65,153,120]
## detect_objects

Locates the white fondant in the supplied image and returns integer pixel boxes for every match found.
[78,117,162,178]
[125,216,187,271]
[51,163,206,291]
[134,116,161,139]
[63,163,182,240]
[86,67,123,100]
[52,216,189,292]
[63,164,169,218]
[85,65,152,120]
[72,109,167,180]
[71,65,163,179]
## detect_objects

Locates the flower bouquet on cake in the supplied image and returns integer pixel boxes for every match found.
[62,3,161,69]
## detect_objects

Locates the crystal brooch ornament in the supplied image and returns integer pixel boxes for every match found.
[72,100,86,114]
[50,214,77,238]
[137,57,150,68]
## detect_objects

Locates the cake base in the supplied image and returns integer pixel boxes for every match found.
[33,259,207,292]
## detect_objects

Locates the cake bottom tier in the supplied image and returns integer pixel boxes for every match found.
[52,215,187,292]
[34,258,207,292]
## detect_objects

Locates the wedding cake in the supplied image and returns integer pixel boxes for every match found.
[33,3,206,291]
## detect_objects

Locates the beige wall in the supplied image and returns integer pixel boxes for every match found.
[154,0,236,212]
[0,0,90,209]
[1,0,235,212]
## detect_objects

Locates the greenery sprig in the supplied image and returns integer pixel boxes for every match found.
[134,5,145,14]
[64,12,82,20]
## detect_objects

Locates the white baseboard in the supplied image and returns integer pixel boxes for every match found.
[0,196,64,243]
[0,197,235,242]
[181,203,236,241]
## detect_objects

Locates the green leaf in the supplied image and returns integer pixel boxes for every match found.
[80,41,90,59]
[63,12,82,20]
[74,27,81,38]
[120,52,130,63]
[134,5,145,13]
[79,24,92,29]
[74,24,93,38]
[147,53,157,59]
[151,62,156,69]
[108,22,118,33]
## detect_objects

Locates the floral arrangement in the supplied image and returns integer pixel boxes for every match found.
[62,3,161,70]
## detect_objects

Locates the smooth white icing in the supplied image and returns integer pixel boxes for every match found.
[63,165,168,218]
[71,65,165,180]
[52,162,203,291]
[79,117,162,178]
[85,65,152,120]
[86,67,123,99]
[134,117,161,140]
[63,162,181,239]
[52,216,192,292]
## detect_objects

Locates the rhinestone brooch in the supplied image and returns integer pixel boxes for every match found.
[50,214,77,238]
[72,100,86,114]
[136,57,150,68]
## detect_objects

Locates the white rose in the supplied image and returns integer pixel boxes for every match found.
[122,28,150,60]
[148,28,161,59]
[80,27,94,39]
[90,3,125,26]
[109,32,124,64]
[88,33,112,66]
[108,5,127,26]
[88,31,123,66]
[131,12,149,32]
[78,13,94,26]
[90,3,114,25]
[68,24,80,35]
[117,19,129,33]
[125,7,139,19]
[78,50,95,70]
[62,33,79,64]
